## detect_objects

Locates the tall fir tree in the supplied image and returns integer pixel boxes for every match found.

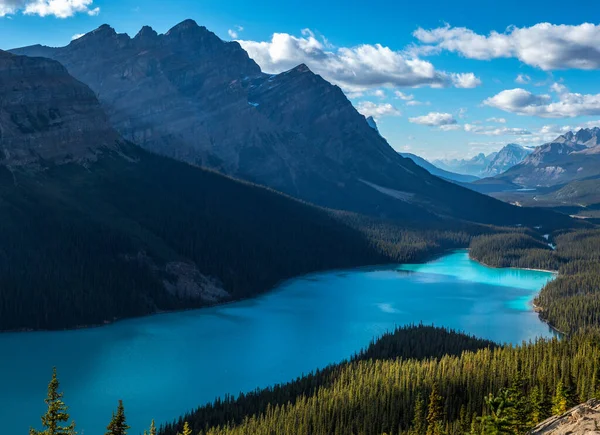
[552,381,569,416]
[106,400,130,435]
[410,393,426,435]
[30,368,76,435]
[178,422,193,435]
[426,384,445,435]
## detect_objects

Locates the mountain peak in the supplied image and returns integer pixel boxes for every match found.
[135,25,158,39]
[166,19,204,35]
[92,24,117,36]
[292,63,312,73]
[133,25,159,46]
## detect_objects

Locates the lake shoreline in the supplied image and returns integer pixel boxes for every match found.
[2,247,466,334]
[468,252,564,337]
[4,247,558,335]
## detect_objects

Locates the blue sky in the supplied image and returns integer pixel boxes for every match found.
[2,0,600,160]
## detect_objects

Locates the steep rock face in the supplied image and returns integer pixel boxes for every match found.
[11,21,573,226]
[496,128,600,187]
[0,50,118,165]
[529,399,600,435]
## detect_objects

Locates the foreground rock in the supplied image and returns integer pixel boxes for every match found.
[529,399,600,435]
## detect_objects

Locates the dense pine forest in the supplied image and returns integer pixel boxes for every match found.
[470,229,600,334]
[0,144,477,331]
[95,324,598,435]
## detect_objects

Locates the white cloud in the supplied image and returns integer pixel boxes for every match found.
[451,72,482,88]
[413,23,600,71]
[486,117,507,123]
[464,124,531,136]
[439,124,462,131]
[515,74,531,84]
[238,29,481,91]
[356,101,401,118]
[483,86,600,118]
[406,100,430,106]
[409,112,456,126]
[227,24,244,39]
[395,91,414,100]
[372,89,386,99]
[0,0,99,17]
[71,33,84,40]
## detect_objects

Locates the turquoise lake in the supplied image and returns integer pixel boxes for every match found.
[0,250,556,435]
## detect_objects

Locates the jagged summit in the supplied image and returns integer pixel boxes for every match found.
[134,25,158,40]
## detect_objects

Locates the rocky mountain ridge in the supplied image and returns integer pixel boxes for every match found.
[10,20,574,227]
[495,128,600,187]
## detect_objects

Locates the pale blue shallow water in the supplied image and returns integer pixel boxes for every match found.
[0,250,556,435]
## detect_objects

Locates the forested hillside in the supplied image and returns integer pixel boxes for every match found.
[156,325,600,435]
[0,143,479,331]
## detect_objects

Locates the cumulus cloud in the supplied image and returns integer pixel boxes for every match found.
[409,112,457,127]
[413,23,600,71]
[451,72,482,88]
[486,117,507,123]
[238,29,481,91]
[356,101,401,118]
[515,74,531,84]
[483,86,600,118]
[0,0,99,17]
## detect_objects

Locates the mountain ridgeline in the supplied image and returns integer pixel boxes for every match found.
[11,20,571,227]
[494,128,600,188]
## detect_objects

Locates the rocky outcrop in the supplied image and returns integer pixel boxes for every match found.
[0,50,119,166]
[529,399,600,435]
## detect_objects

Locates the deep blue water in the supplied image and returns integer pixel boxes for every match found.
[0,250,556,435]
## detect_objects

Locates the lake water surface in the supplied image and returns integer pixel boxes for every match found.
[0,250,556,435]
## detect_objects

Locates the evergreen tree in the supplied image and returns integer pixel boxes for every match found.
[30,368,76,435]
[478,390,514,435]
[426,384,444,435]
[410,393,426,435]
[552,381,569,416]
[178,422,192,435]
[506,372,528,433]
[106,400,130,435]
[528,386,546,427]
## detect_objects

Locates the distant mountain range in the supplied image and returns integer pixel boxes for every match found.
[434,144,532,178]
[493,127,600,188]
[399,153,480,183]
[11,20,562,227]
